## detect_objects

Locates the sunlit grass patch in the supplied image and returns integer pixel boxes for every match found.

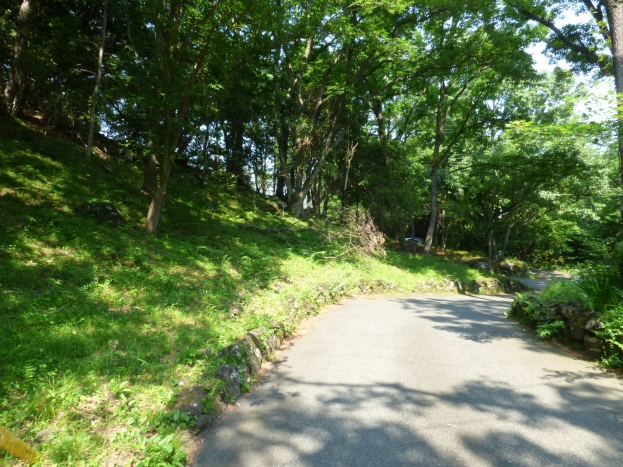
[0,121,496,466]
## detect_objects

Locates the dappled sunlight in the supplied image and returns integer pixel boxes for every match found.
[193,294,623,466]
[195,373,623,466]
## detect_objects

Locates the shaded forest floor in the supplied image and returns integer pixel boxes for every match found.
[1,120,500,466]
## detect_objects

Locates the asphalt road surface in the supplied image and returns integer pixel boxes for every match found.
[192,295,623,467]
[510,270,572,293]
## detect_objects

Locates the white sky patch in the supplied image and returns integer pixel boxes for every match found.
[523,7,614,123]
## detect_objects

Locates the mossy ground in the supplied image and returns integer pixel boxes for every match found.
[1,120,494,466]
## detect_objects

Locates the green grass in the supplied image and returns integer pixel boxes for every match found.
[0,120,494,466]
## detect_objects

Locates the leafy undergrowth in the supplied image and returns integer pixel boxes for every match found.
[1,121,494,466]
[508,275,623,368]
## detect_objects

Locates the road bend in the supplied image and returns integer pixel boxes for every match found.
[192,294,623,467]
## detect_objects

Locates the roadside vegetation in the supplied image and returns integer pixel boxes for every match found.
[508,252,623,369]
[2,0,623,465]
[0,121,499,466]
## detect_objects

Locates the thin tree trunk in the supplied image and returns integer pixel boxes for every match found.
[501,221,515,259]
[145,158,173,234]
[487,200,497,267]
[86,0,108,158]
[200,125,210,185]
[487,228,496,268]
[607,0,623,223]
[424,81,446,256]
[442,219,449,251]
[2,0,32,116]
[424,164,439,256]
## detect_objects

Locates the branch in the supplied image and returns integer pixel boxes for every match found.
[237,223,319,234]
[508,2,608,73]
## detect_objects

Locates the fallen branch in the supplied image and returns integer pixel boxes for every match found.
[238,223,319,234]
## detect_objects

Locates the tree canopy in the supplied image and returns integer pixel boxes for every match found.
[1,0,619,262]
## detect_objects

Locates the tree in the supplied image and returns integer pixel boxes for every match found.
[506,0,623,222]
[85,0,108,158]
[410,3,537,255]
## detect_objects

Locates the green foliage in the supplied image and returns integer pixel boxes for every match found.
[0,121,496,466]
[137,433,186,467]
[593,307,623,368]
[536,320,565,339]
[577,269,623,314]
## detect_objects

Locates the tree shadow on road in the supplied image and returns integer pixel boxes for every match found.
[193,369,623,467]
[394,296,532,344]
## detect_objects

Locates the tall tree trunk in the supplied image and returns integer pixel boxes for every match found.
[272,17,289,203]
[371,98,385,142]
[487,201,497,267]
[424,81,446,256]
[86,0,108,158]
[607,0,623,223]
[225,118,245,186]
[424,163,440,256]
[200,125,210,186]
[2,0,32,116]
[487,228,496,268]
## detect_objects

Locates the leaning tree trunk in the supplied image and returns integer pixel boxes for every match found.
[2,0,32,116]
[607,0,623,223]
[501,221,515,259]
[86,0,108,158]
[142,154,158,194]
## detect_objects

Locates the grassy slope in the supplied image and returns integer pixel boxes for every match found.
[0,121,493,466]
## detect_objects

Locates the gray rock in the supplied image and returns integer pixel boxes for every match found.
[218,344,242,360]
[263,334,281,357]
[241,333,263,374]
[584,336,604,358]
[238,364,251,384]
[172,386,207,416]
[35,429,56,443]
[559,305,588,321]
[76,202,126,227]
[179,430,194,447]
[211,398,227,417]
[215,364,241,398]
[568,315,589,342]
[470,261,489,270]
[229,302,243,317]
[585,317,604,332]
[195,414,213,431]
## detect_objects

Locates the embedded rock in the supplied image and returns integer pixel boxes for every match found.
[77,202,126,227]
[584,336,604,359]
[263,333,281,357]
[173,386,207,416]
[218,343,243,360]
[216,364,241,398]
[585,317,604,333]
[238,364,251,385]
[195,414,212,431]
[35,429,57,443]
[241,333,263,374]
[568,316,589,342]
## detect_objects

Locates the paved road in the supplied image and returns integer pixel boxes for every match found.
[192,295,623,467]
[511,269,571,292]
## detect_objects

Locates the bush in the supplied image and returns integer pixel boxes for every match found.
[577,266,623,313]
